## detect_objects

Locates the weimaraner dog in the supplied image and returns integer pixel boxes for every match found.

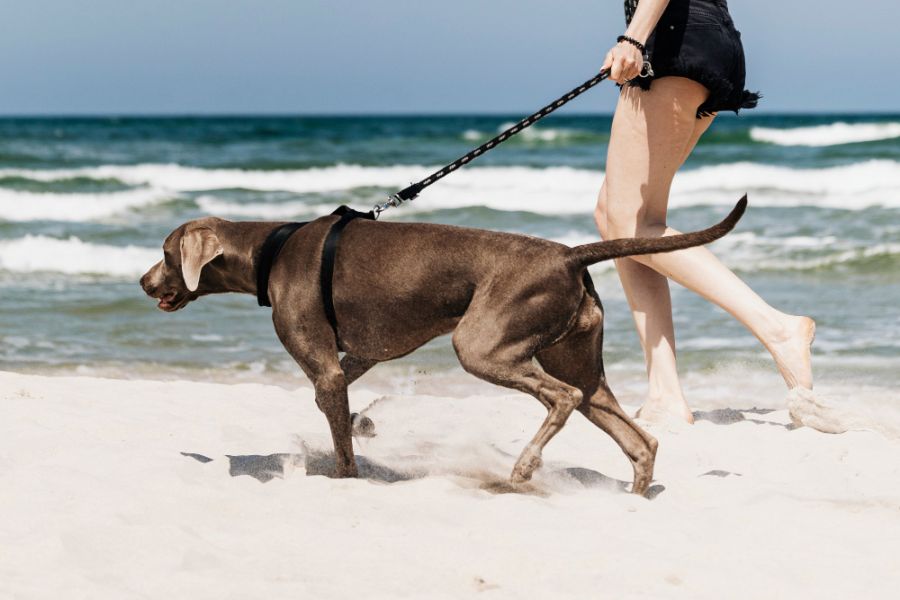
[140,197,746,495]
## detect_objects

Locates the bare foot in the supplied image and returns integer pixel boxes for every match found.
[636,397,695,425]
[765,315,815,390]
[787,388,848,433]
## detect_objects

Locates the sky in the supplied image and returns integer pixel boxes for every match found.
[2,0,898,115]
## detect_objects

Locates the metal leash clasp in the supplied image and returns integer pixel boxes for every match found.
[640,57,654,78]
[373,192,405,219]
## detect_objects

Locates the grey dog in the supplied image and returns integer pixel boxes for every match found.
[140,197,746,495]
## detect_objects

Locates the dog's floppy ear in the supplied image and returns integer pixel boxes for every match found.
[180,227,223,292]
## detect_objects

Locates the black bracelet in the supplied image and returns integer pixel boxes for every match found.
[617,35,645,52]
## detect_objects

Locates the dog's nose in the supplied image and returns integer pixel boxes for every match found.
[140,273,156,296]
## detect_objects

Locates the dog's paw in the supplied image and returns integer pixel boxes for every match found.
[351,412,376,438]
[510,448,543,484]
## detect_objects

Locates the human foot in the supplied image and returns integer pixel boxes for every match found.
[765,315,815,390]
[636,397,695,425]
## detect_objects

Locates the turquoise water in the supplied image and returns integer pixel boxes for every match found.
[0,114,897,393]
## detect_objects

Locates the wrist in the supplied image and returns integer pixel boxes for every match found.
[617,35,646,53]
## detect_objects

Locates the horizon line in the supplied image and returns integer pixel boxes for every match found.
[1,109,898,119]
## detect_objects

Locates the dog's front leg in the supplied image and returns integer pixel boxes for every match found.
[273,320,358,478]
[313,367,358,478]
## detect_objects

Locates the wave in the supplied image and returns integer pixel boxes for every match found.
[750,122,900,147]
[0,164,423,194]
[669,160,900,209]
[709,230,900,272]
[3,228,895,280]
[462,123,599,144]
[1,160,899,223]
[0,235,159,277]
[0,187,175,222]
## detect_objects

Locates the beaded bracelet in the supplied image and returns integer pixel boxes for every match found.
[616,35,645,52]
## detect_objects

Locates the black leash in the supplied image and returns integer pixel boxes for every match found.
[257,69,614,344]
[373,68,610,216]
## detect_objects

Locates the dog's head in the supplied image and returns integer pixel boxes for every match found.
[140,218,224,312]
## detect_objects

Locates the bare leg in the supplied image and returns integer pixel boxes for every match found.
[596,77,814,422]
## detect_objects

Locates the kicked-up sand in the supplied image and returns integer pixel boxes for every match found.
[1,370,899,599]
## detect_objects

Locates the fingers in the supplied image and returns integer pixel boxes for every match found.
[606,46,643,83]
[611,56,641,84]
[601,52,613,74]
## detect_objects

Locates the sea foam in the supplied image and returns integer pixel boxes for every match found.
[1,160,899,223]
[750,122,900,146]
[0,187,175,222]
[0,235,159,277]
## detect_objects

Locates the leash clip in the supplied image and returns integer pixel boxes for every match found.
[640,59,654,78]
[373,192,405,219]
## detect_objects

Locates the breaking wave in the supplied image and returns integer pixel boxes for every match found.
[0,187,176,222]
[750,122,900,147]
[1,160,898,224]
[0,235,158,277]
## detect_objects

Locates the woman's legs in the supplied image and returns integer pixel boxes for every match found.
[595,77,814,423]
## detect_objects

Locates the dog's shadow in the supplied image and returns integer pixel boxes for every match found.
[181,451,419,484]
[180,451,665,499]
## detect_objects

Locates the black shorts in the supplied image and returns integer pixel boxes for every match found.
[625,0,760,117]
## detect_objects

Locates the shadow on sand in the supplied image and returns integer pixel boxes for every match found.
[181,451,418,484]
[692,407,796,430]
[179,451,665,498]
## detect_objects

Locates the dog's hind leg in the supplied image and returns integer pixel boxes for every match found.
[453,327,583,484]
[537,297,658,495]
[578,383,658,496]
[341,355,379,437]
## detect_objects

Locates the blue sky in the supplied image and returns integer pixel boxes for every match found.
[2,0,897,114]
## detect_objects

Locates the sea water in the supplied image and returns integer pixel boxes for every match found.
[0,114,897,403]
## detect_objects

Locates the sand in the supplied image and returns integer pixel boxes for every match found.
[2,370,899,599]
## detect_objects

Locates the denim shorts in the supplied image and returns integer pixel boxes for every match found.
[625,0,760,117]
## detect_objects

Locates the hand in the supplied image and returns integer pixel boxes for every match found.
[602,40,644,84]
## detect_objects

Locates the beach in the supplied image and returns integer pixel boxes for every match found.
[2,370,899,599]
[1,114,899,598]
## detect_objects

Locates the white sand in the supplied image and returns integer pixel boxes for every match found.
[2,370,899,599]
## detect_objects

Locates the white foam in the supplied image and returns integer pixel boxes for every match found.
[194,195,335,219]
[750,122,900,146]
[496,122,589,143]
[0,164,424,194]
[0,187,175,222]
[0,235,159,277]
[460,124,593,143]
[669,160,900,209]
[2,160,899,220]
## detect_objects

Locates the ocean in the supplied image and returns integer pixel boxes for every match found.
[0,114,897,403]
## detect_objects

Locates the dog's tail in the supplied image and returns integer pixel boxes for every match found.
[567,196,747,269]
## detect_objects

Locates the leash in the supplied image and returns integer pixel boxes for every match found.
[373,68,611,217]
[257,68,626,344]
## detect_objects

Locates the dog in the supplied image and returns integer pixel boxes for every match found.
[140,197,746,495]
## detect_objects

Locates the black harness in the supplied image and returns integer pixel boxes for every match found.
[255,205,375,343]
